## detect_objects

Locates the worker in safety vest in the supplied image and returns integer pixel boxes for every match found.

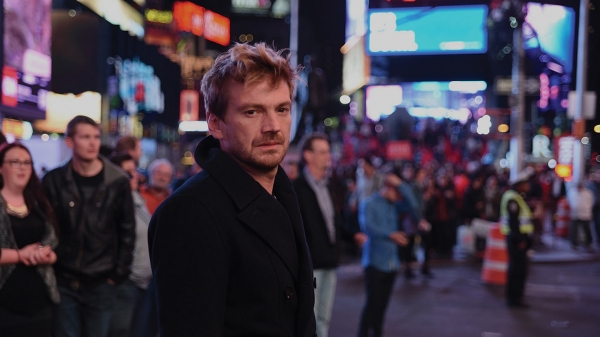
[500,169,534,308]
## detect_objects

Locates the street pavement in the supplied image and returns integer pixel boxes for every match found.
[329,237,600,337]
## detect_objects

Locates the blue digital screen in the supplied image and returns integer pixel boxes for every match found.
[523,3,575,74]
[366,5,488,56]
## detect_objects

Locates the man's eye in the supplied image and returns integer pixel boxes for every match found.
[246,110,257,115]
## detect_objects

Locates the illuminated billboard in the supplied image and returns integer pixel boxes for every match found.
[524,3,575,74]
[205,10,231,46]
[173,1,230,46]
[112,58,165,115]
[173,1,205,36]
[346,0,367,42]
[2,0,52,120]
[523,3,575,112]
[34,91,102,133]
[366,81,487,122]
[366,5,488,56]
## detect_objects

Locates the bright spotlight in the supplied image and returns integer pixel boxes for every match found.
[340,95,351,104]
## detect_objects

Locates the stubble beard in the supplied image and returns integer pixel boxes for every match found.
[230,133,288,174]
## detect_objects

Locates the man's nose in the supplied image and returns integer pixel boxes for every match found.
[262,111,281,133]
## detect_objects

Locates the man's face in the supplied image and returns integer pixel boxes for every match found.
[361,161,374,177]
[209,79,292,174]
[382,185,401,202]
[304,139,331,174]
[120,159,139,191]
[151,163,173,190]
[517,181,531,194]
[67,124,101,162]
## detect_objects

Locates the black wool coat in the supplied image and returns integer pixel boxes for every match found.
[292,173,342,270]
[148,136,316,337]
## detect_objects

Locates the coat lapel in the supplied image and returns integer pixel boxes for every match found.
[236,195,299,281]
[273,169,316,337]
[200,140,301,281]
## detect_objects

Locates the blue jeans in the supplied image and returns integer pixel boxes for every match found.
[52,282,118,337]
[313,268,337,337]
[108,279,145,337]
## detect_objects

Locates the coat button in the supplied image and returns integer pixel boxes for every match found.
[285,286,293,299]
[314,277,317,289]
[96,202,101,207]
[69,201,75,207]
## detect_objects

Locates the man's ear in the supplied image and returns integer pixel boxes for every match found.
[302,150,311,166]
[65,137,74,150]
[207,112,224,140]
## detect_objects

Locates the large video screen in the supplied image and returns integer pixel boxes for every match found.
[367,5,488,56]
[2,0,52,120]
[523,3,575,112]
[366,81,487,122]
[524,3,575,74]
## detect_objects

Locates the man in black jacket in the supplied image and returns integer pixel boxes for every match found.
[149,43,316,337]
[42,115,135,337]
[293,132,342,337]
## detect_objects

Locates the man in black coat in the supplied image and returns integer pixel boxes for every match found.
[148,43,316,337]
[292,133,345,337]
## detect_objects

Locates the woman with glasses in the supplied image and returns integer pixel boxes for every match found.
[0,143,59,336]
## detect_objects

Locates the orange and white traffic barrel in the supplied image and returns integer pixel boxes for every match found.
[555,197,570,238]
[481,224,508,286]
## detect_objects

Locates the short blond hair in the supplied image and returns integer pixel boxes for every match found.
[201,43,299,120]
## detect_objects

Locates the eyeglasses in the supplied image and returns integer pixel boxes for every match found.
[3,160,33,169]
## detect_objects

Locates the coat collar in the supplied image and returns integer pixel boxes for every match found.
[195,136,266,211]
[195,136,306,281]
[195,136,315,334]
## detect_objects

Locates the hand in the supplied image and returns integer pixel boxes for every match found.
[17,243,41,266]
[385,174,402,188]
[389,231,408,246]
[34,245,57,265]
[418,219,431,232]
[354,232,368,247]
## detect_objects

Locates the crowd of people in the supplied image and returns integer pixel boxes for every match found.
[0,117,178,337]
[0,42,599,337]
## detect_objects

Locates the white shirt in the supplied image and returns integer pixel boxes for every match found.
[566,187,594,220]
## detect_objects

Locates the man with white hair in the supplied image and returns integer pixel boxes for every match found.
[141,158,174,214]
[567,181,594,250]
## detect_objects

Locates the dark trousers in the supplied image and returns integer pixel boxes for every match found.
[52,282,117,337]
[108,279,146,337]
[133,278,159,337]
[432,220,456,256]
[506,235,529,304]
[399,233,432,272]
[358,266,396,337]
[570,219,592,247]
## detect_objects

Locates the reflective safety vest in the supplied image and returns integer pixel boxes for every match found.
[500,189,534,235]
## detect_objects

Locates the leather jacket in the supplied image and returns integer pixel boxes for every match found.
[42,157,135,290]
